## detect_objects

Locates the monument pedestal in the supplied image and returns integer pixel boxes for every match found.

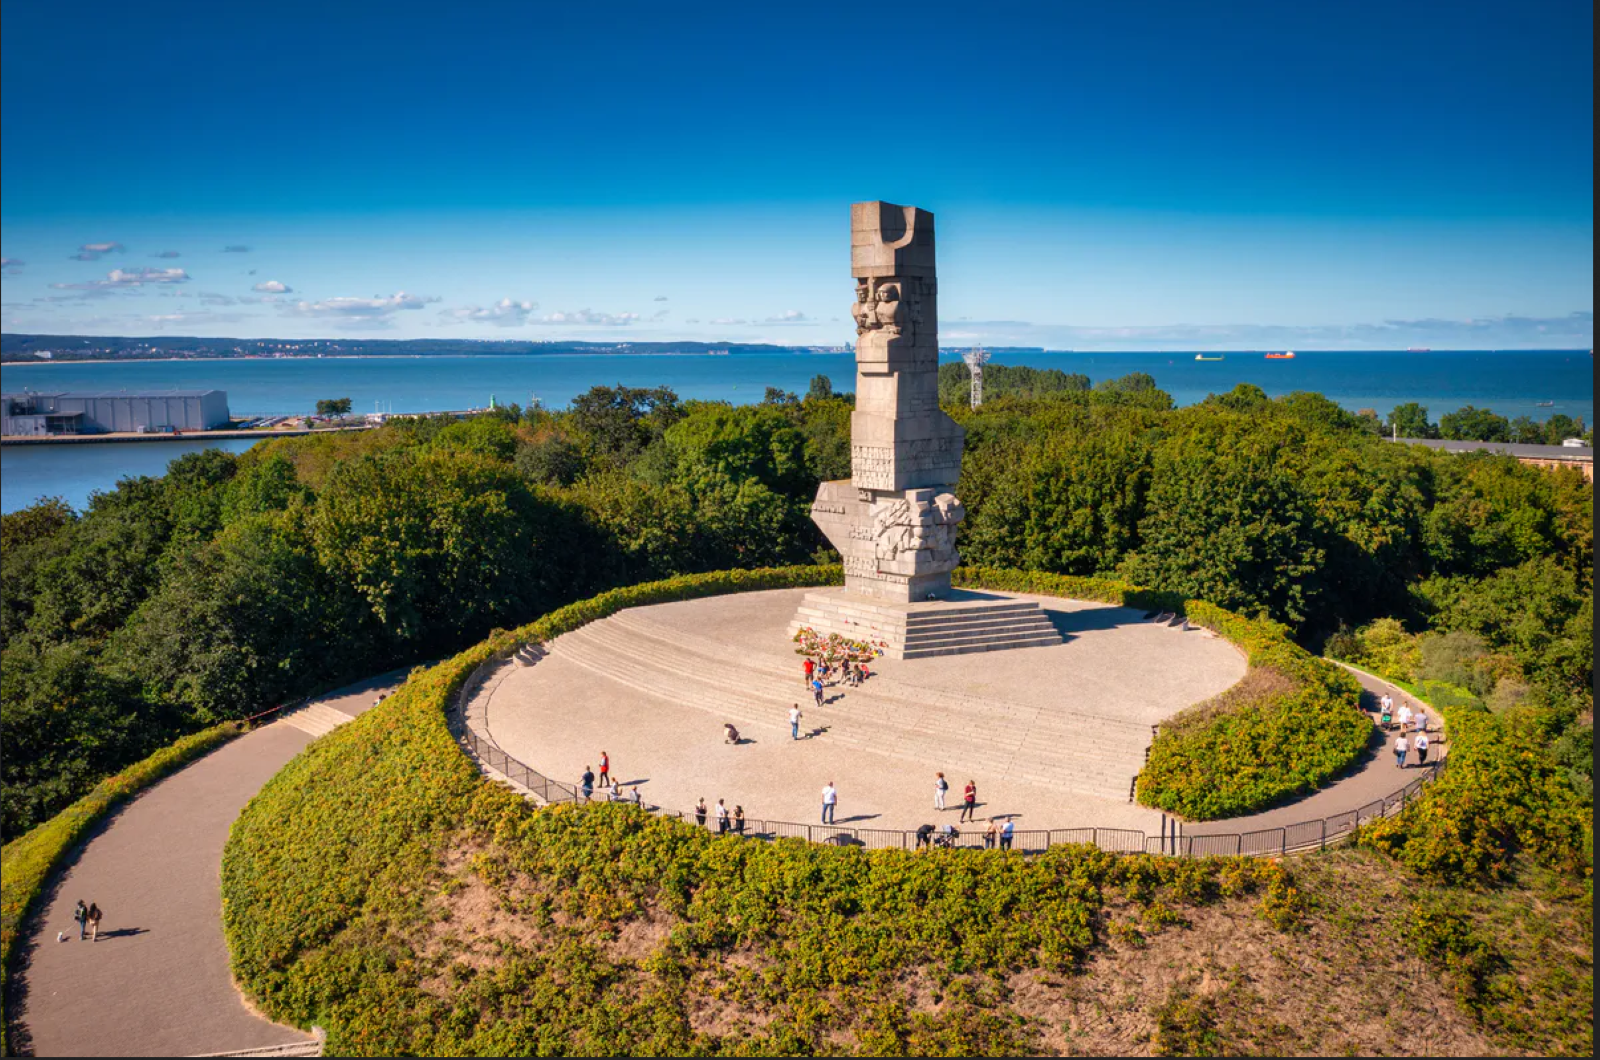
[787,588,1064,660]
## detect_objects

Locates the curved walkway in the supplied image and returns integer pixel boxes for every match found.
[10,673,401,1058]
[1185,663,1447,838]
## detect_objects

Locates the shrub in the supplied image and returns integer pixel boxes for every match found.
[1,722,242,1053]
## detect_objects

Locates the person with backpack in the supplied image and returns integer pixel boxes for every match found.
[934,772,949,811]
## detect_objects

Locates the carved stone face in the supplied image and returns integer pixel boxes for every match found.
[876,284,899,303]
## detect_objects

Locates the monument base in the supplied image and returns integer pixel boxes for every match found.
[786,588,1065,660]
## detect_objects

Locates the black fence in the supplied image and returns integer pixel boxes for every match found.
[454,656,1448,859]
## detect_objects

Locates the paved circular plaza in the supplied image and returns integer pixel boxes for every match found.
[477,587,1248,834]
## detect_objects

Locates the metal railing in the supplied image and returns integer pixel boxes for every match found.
[452,654,1449,859]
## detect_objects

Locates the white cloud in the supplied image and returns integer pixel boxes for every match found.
[50,266,191,290]
[440,298,539,326]
[536,309,640,326]
[286,291,440,323]
[765,309,811,324]
[708,317,749,326]
[0,257,23,273]
[252,279,292,293]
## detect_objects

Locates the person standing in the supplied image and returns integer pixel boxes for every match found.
[630,786,643,807]
[694,797,708,828]
[598,751,610,788]
[87,903,102,942]
[1415,730,1431,766]
[73,900,89,941]
[733,805,746,835]
[1394,733,1409,768]
[959,780,978,823]
[803,656,815,688]
[789,703,802,741]
[821,781,838,824]
[715,799,730,835]
[580,766,595,800]
[999,819,1015,851]
[984,819,999,849]
[934,772,949,811]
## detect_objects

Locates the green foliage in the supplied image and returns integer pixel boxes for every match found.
[1,721,241,1054]
[1387,401,1438,438]
[315,397,353,417]
[1150,985,1224,1056]
[935,362,1089,405]
[1136,600,1369,819]
[1440,405,1512,442]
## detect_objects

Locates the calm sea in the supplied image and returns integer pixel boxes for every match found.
[3,350,1591,513]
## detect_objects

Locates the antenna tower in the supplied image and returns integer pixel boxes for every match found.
[960,346,990,408]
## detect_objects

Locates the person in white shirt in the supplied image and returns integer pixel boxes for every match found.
[1379,693,1392,716]
[1397,703,1413,731]
[715,799,730,835]
[789,704,802,741]
[1414,730,1431,766]
[934,772,949,811]
[1412,709,1427,733]
[999,818,1016,850]
[821,782,838,824]
[1394,733,1409,768]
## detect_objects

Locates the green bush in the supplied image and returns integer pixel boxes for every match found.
[1,721,242,1053]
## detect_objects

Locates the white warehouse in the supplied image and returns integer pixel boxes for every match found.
[1,390,231,436]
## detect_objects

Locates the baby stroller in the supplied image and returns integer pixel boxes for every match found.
[933,824,960,849]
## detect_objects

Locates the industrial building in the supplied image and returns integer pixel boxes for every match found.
[1,390,231,436]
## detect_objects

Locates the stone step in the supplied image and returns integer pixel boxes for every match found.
[607,611,1150,748]
[274,702,352,739]
[550,621,1141,797]
[575,621,1142,757]
[902,634,1070,658]
[900,618,1060,646]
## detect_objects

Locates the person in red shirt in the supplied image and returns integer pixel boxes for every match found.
[959,780,978,823]
[802,657,815,687]
[598,751,610,787]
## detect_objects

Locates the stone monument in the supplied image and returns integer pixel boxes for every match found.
[788,202,1063,658]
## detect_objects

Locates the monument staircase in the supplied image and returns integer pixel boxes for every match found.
[545,610,1151,800]
[787,590,1064,659]
[270,700,357,739]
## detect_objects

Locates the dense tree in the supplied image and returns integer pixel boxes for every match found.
[315,397,353,417]
[1386,402,1437,439]
[805,374,834,402]
[1439,405,1512,442]
[568,385,683,464]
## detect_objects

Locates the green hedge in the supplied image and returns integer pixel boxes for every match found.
[221,565,1309,1055]
[955,568,1369,820]
[1343,671,1593,885]
[1,721,243,1053]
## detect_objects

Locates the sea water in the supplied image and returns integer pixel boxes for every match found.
[3,350,1591,513]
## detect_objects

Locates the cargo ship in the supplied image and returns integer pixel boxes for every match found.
[1194,354,1224,361]
[1265,351,1296,359]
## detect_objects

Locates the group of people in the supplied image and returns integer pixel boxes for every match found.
[933,772,982,822]
[802,655,869,706]
[69,900,103,942]
[914,816,1016,850]
[578,751,644,805]
[694,797,746,835]
[1378,693,1436,768]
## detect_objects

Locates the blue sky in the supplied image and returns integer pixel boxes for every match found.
[0,0,1592,349]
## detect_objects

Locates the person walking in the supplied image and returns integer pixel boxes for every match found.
[1412,709,1428,734]
[715,799,730,835]
[598,751,610,788]
[934,772,949,811]
[959,780,977,823]
[789,703,802,741]
[803,656,815,687]
[999,819,1015,851]
[1415,730,1431,766]
[87,902,102,942]
[694,798,708,828]
[811,677,825,708]
[821,781,838,824]
[733,805,746,835]
[73,900,89,941]
[1397,702,1413,732]
[580,766,595,800]
[1393,732,1409,768]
